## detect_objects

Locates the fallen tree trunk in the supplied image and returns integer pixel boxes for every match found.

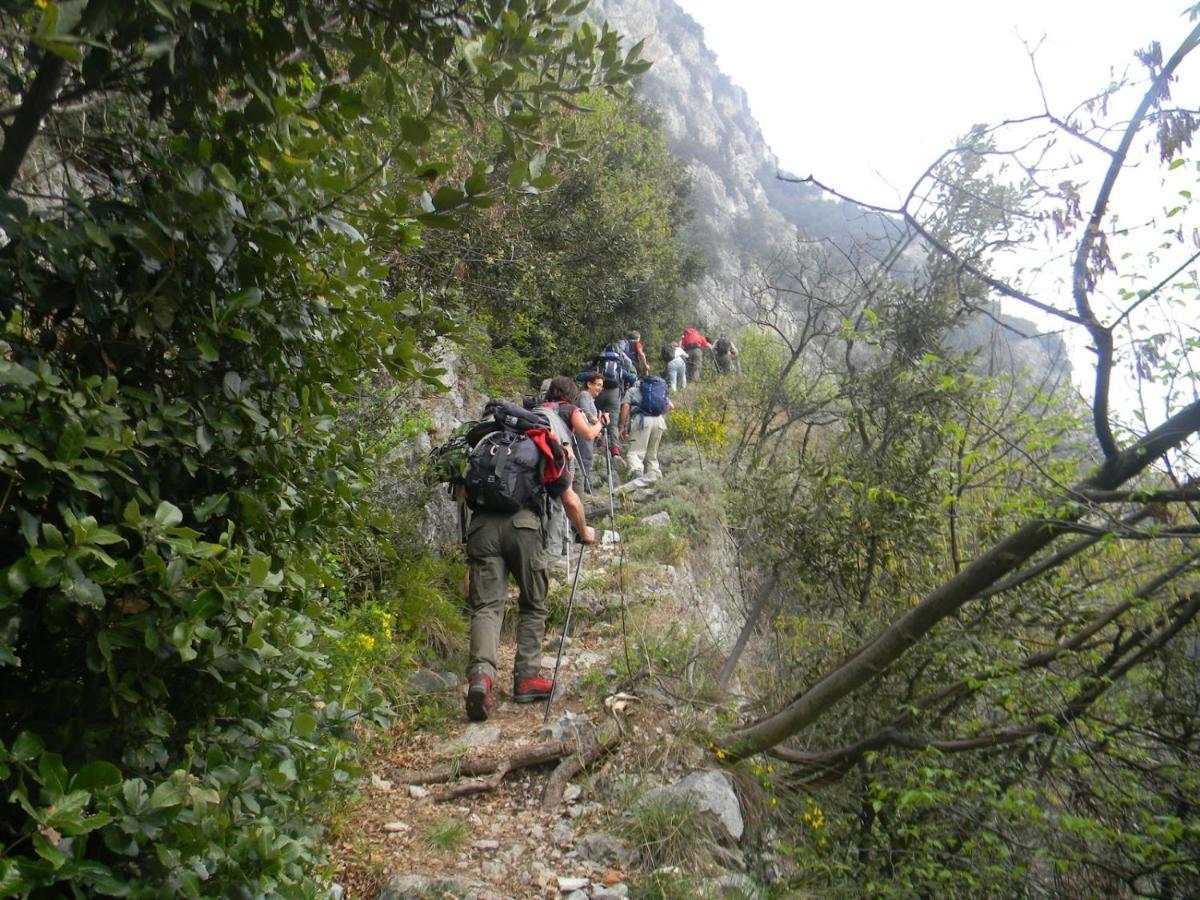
[388,719,622,806]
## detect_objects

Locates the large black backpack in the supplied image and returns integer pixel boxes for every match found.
[460,401,569,514]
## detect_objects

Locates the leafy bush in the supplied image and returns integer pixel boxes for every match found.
[0,1,646,894]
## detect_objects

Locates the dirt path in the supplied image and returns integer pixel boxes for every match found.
[329,540,662,900]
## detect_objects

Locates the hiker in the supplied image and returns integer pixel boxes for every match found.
[592,342,636,458]
[575,370,609,490]
[665,339,688,391]
[620,330,651,376]
[544,375,605,494]
[462,401,596,721]
[619,373,673,481]
[680,326,711,382]
[713,333,740,375]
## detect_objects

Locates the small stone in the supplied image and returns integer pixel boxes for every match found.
[567,803,584,818]
[371,774,394,792]
[406,669,453,694]
[564,891,588,900]
[602,870,623,886]
[592,887,629,900]
[545,635,573,650]
[552,818,575,847]
[381,821,410,833]
[541,655,559,669]
[639,510,671,528]
[329,882,346,900]
[600,530,621,545]
[480,860,506,881]
[563,784,583,803]
[408,785,430,800]
[557,876,589,892]
[438,671,460,690]
[473,839,500,851]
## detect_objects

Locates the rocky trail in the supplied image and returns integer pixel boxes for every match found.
[327,454,763,900]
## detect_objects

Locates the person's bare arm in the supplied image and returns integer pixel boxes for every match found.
[559,486,595,544]
[574,408,603,440]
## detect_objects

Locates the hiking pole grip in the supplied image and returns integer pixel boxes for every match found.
[545,541,587,724]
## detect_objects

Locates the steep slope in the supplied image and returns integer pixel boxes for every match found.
[595,0,1069,380]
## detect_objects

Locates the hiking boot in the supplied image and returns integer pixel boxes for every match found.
[609,444,621,456]
[513,673,554,703]
[465,673,494,721]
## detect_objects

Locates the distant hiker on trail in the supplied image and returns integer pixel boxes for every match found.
[620,330,651,376]
[592,342,636,459]
[665,339,688,392]
[681,326,711,382]
[620,373,673,481]
[460,401,596,722]
[575,370,608,490]
[713,333,740,375]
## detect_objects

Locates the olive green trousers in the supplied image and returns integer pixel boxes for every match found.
[465,508,549,681]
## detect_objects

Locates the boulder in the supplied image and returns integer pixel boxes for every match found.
[639,770,744,843]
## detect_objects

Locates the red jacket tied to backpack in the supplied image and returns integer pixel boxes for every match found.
[681,327,710,351]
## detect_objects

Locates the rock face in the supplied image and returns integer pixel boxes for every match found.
[595,0,878,324]
[594,0,1069,381]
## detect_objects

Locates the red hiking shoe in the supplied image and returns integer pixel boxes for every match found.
[513,673,554,704]
[465,674,494,721]
[610,444,621,456]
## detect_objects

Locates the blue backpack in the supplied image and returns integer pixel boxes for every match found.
[634,376,669,416]
[597,351,623,388]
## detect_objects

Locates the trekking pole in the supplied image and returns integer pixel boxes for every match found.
[545,540,586,724]
[602,429,634,678]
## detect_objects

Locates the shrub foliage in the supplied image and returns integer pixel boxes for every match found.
[0,0,649,894]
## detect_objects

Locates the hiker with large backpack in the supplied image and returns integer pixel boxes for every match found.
[619,374,673,481]
[592,342,636,459]
[620,329,651,376]
[681,326,712,382]
[713,333,739,375]
[432,398,596,721]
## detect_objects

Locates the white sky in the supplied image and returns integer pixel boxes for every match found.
[673,0,1196,206]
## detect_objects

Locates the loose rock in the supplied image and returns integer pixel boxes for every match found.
[639,510,671,528]
[638,770,744,843]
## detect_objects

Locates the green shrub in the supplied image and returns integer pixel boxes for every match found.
[0,0,644,893]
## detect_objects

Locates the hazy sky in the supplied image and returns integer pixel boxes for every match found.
[672,1,1196,207]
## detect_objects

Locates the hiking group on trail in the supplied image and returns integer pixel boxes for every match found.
[431,326,737,721]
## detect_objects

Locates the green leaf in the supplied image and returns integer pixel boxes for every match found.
[210,162,237,192]
[17,510,39,547]
[12,730,44,761]
[38,752,69,794]
[294,710,318,739]
[432,187,466,210]
[32,832,67,868]
[72,760,122,790]
[0,359,38,387]
[399,116,431,145]
[0,859,27,896]
[72,576,106,609]
[154,501,183,528]
[149,776,189,809]
[248,555,270,587]
[42,523,66,550]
